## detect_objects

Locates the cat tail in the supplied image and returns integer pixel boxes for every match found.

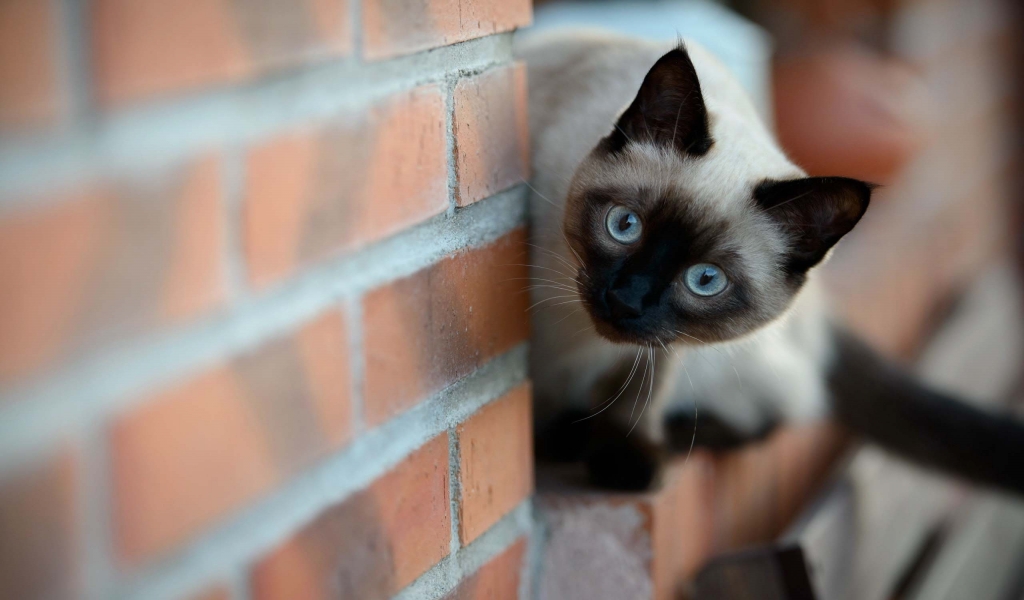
[827,326,1024,494]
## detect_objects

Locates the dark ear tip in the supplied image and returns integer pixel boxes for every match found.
[820,176,877,188]
[846,178,876,204]
[610,40,711,157]
[666,44,692,63]
[832,177,874,211]
[819,176,877,200]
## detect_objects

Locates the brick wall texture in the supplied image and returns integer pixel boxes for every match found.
[0,2,533,599]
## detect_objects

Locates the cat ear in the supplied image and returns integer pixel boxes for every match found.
[601,44,713,156]
[754,177,873,274]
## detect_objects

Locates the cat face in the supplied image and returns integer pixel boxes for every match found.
[562,45,873,346]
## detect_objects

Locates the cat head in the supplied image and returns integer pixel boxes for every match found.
[564,44,873,346]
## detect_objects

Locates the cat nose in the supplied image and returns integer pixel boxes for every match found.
[606,289,643,319]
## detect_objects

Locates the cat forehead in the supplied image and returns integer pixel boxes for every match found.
[577,71,805,211]
[583,138,801,218]
[573,139,794,286]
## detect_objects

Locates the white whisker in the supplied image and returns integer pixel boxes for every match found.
[684,388,698,462]
[509,263,577,278]
[571,324,594,338]
[518,274,576,286]
[525,284,577,294]
[627,346,652,427]
[575,347,644,422]
[674,329,735,382]
[614,123,636,145]
[551,307,584,326]
[508,276,571,284]
[563,238,587,275]
[673,329,707,345]
[671,354,699,465]
[525,242,582,274]
[521,178,557,208]
[672,329,745,391]
[527,295,578,312]
[546,299,584,309]
[765,189,814,212]
[628,346,656,436]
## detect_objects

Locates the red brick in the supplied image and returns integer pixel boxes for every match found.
[112,310,352,562]
[92,0,352,105]
[0,156,224,385]
[0,0,61,130]
[654,428,844,596]
[453,64,530,207]
[0,451,78,600]
[650,453,717,599]
[444,539,526,600]
[709,424,847,551]
[457,384,532,544]
[535,423,847,600]
[362,230,529,427]
[766,425,850,543]
[244,84,448,287]
[251,435,451,600]
[362,0,531,60]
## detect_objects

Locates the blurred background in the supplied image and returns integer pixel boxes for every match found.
[1,0,1022,599]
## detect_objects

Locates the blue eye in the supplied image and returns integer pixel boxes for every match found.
[684,264,728,296]
[606,205,642,244]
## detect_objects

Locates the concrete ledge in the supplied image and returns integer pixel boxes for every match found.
[532,423,847,600]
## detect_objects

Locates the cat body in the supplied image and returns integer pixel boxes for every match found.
[516,29,1024,492]
[521,30,830,441]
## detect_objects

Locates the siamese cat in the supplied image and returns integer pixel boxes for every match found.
[516,30,1024,492]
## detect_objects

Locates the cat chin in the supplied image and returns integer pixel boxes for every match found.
[589,315,671,347]
[591,314,752,349]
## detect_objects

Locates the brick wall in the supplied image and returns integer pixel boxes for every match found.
[0,2,533,599]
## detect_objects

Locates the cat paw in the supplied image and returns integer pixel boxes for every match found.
[664,410,777,453]
[585,431,663,491]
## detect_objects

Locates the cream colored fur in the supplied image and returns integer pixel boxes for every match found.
[516,29,836,440]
